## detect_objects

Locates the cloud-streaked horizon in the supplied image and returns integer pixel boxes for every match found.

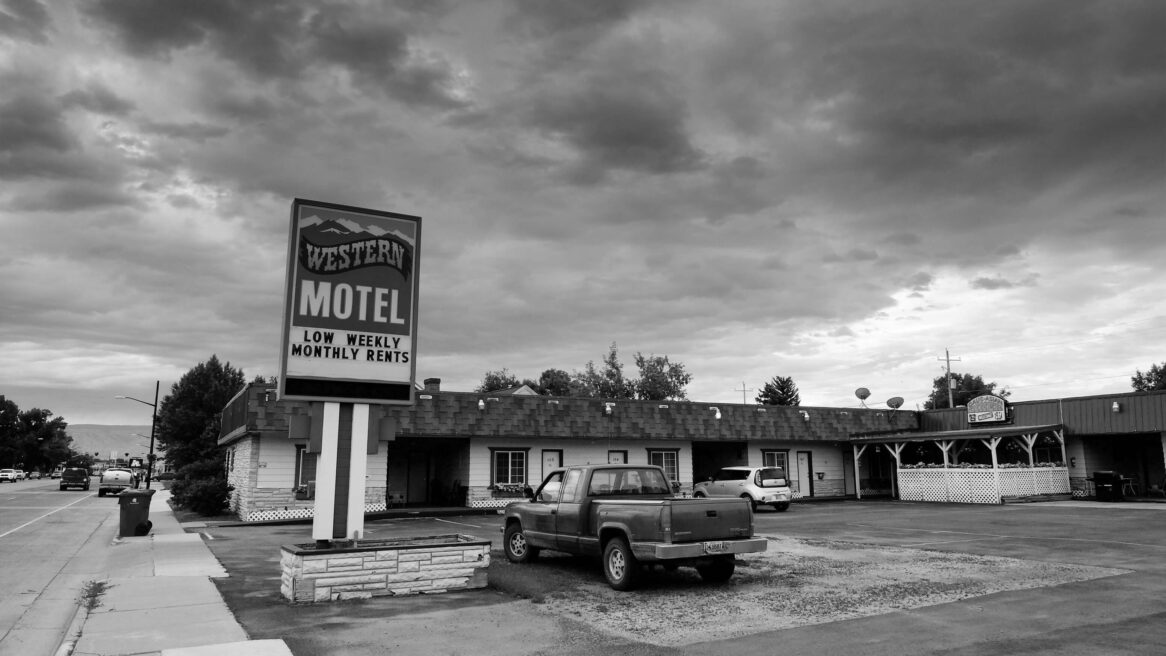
[2,0,1163,425]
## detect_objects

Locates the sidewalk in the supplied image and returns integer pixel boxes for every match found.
[60,489,292,656]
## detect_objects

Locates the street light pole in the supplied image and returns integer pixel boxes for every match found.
[116,380,159,490]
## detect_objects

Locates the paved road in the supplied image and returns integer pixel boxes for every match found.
[0,476,119,653]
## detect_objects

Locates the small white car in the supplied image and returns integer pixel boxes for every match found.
[693,466,792,512]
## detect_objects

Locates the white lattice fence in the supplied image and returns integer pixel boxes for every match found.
[899,467,1070,505]
[247,501,388,523]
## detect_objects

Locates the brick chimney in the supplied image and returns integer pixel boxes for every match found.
[423,378,441,392]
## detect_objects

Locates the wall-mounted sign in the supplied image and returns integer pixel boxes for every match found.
[278,198,421,405]
[967,394,1007,424]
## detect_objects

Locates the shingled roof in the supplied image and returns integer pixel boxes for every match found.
[220,383,920,443]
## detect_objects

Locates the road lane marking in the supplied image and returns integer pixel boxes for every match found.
[0,494,93,539]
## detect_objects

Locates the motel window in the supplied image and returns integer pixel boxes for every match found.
[762,450,789,471]
[491,448,529,486]
[648,449,679,482]
[294,444,318,488]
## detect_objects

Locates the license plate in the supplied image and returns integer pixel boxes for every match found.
[703,541,730,554]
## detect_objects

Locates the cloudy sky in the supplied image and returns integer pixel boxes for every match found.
[2,0,1163,426]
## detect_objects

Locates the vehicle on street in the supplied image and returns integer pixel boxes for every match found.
[13,469,26,481]
[50,466,64,479]
[98,468,137,496]
[0,468,19,482]
[28,471,42,480]
[502,464,767,590]
[59,467,92,491]
[693,466,792,512]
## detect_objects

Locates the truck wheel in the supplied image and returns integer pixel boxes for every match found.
[697,557,735,583]
[603,537,639,591]
[98,489,105,497]
[741,495,757,512]
[693,491,706,498]
[773,502,790,512]
[503,523,539,563]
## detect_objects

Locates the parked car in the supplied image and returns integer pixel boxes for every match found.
[28,471,42,480]
[59,467,92,491]
[0,468,19,482]
[50,467,64,479]
[693,466,792,512]
[503,464,767,590]
[98,468,137,496]
[13,469,26,481]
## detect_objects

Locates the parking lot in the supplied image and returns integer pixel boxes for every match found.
[200,500,1166,655]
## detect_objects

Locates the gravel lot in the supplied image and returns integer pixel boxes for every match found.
[531,534,1128,646]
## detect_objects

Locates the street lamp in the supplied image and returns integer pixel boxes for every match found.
[116,380,158,490]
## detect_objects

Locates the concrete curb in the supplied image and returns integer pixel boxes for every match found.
[53,598,88,656]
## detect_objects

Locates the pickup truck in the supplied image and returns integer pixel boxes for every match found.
[98,468,138,497]
[502,464,767,590]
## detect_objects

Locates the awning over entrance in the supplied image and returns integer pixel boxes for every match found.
[851,424,1063,444]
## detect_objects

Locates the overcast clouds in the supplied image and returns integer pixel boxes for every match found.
[2,0,1163,425]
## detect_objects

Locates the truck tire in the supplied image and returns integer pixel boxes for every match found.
[603,537,639,591]
[98,489,105,497]
[697,557,735,583]
[503,523,539,563]
[692,491,706,498]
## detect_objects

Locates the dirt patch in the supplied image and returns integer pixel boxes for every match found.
[534,534,1128,646]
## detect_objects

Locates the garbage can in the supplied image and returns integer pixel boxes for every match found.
[118,488,156,537]
[1091,471,1122,502]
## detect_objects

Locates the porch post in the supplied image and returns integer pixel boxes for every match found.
[853,444,867,500]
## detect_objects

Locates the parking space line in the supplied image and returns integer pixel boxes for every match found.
[434,518,481,528]
[848,522,1166,550]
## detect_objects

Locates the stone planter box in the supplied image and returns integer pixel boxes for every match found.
[280,534,490,603]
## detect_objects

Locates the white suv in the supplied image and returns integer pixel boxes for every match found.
[693,466,792,512]
[0,469,19,482]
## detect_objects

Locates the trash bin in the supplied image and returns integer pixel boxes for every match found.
[1091,471,1122,502]
[118,488,156,537]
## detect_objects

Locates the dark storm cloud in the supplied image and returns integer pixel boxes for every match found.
[60,82,136,116]
[507,0,645,37]
[86,0,468,109]
[528,70,705,183]
[0,0,50,43]
[9,183,139,212]
[307,4,469,109]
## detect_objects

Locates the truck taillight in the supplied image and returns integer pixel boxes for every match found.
[661,506,672,543]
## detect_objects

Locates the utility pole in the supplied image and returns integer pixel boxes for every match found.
[735,382,753,405]
[938,348,961,408]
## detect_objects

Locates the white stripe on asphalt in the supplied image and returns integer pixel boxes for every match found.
[0,494,93,539]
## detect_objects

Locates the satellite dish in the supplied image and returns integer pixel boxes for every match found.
[855,388,870,401]
[887,396,904,409]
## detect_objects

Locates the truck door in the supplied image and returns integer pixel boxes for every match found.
[553,468,586,552]
[523,471,564,547]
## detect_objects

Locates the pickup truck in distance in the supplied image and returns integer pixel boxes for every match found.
[98,468,138,497]
[502,464,767,590]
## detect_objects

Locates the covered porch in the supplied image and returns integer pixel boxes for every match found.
[851,424,1070,504]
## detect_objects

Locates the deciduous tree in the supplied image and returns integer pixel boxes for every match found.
[156,355,246,472]
[475,368,520,393]
[1131,362,1166,392]
[923,372,1009,410]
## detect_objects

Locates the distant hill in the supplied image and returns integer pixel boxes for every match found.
[67,424,154,461]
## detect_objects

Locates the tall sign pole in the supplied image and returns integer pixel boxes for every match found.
[278,199,421,547]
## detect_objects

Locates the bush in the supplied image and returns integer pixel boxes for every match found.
[168,458,234,516]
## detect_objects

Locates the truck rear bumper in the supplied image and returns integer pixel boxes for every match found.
[643,537,768,560]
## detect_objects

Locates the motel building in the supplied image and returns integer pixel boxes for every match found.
[218,379,1166,522]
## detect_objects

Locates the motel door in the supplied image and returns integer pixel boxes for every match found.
[542,449,563,480]
[797,451,813,497]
